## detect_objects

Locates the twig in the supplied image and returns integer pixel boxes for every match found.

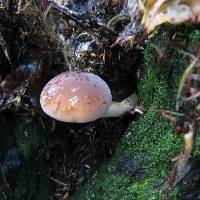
[49,3,117,40]
[178,49,198,61]
[175,48,200,99]
[0,29,13,66]
[47,175,69,187]
[107,13,121,27]
[177,57,199,98]
[153,109,183,121]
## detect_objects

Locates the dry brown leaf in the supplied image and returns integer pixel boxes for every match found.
[142,0,200,33]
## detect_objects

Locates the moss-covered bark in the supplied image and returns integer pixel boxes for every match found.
[72,26,200,200]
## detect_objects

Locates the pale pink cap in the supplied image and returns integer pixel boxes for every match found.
[40,71,112,123]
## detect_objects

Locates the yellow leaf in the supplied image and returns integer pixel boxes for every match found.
[142,0,196,33]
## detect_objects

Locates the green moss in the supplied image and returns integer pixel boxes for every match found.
[188,29,200,48]
[72,26,200,200]
[1,168,53,200]
[14,117,45,159]
[0,116,53,200]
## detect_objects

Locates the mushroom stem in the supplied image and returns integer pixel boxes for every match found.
[103,93,138,118]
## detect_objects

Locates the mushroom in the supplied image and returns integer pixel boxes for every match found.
[40,71,138,123]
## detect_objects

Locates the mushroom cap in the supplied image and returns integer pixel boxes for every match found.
[40,71,112,123]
